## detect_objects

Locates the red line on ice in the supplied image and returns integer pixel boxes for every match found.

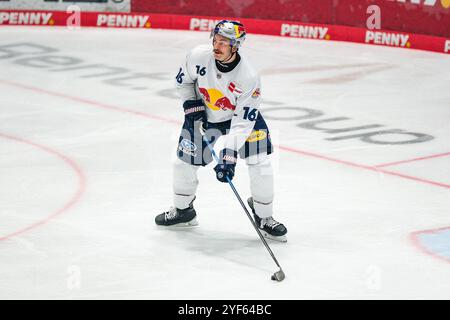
[2,79,449,190]
[374,151,450,168]
[1,79,450,255]
[0,80,180,126]
[276,145,450,189]
[0,132,86,242]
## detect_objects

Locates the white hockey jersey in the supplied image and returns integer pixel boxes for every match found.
[176,44,262,152]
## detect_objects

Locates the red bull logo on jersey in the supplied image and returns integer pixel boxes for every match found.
[199,87,236,111]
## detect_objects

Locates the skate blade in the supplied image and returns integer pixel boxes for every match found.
[261,230,287,243]
[160,217,199,228]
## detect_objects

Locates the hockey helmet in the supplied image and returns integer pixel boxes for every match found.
[210,20,246,49]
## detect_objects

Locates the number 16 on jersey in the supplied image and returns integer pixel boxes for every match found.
[243,107,258,121]
[176,68,185,84]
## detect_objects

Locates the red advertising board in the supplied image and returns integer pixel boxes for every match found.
[0,10,448,54]
[0,0,130,12]
[131,0,450,38]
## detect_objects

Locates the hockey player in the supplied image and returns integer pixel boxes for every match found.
[155,20,287,241]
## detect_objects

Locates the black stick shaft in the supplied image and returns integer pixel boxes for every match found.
[201,132,283,271]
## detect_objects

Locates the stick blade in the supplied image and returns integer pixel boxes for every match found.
[271,269,285,282]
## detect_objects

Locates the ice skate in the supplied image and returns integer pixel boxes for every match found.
[247,197,287,242]
[155,202,198,227]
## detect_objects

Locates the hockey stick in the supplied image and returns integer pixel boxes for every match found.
[199,124,285,282]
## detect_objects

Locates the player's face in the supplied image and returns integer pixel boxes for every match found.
[212,34,233,61]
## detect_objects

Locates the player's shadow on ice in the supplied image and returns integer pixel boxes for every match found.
[157,227,280,273]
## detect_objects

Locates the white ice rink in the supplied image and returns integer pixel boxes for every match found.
[0,26,449,299]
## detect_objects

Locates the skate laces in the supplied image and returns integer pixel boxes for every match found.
[261,217,281,229]
[164,207,178,220]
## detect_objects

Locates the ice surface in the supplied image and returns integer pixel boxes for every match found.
[0,26,449,299]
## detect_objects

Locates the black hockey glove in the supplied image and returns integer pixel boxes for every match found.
[183,99,206,127]
[214,149,238,183]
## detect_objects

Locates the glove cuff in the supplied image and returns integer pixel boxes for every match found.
[183,99,205,115]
